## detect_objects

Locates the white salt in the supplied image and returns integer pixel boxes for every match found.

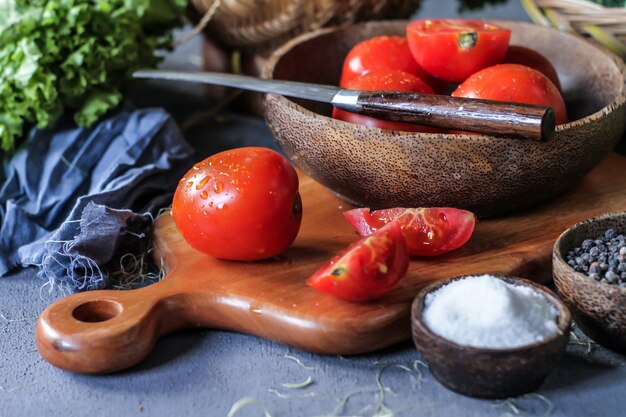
[423,275,559,349]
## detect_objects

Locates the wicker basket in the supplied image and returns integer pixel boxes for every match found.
[522,0,626,59]
[188,0,420,53]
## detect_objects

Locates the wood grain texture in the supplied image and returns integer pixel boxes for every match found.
[353,91,554,141]
[36,153,626,373]
[263,20,626,217]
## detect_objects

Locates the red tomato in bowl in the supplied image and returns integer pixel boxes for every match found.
[172,147,302,261]
[504,45,561,91]
[333,69,440,133]
[343,207,476,257]
[452,64,567,125]
[339,35,445,92]
[306,221,409,302]
[406,19,511,82]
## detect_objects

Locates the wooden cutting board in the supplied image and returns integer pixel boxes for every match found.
[36,153,626,373]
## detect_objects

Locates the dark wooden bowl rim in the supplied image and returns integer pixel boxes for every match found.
[411,275,572,353]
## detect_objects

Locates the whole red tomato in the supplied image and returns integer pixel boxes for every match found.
[306,221,409,302]
[333,70,439,133]
[339,35,445,92]
[504,45,561,91]
[406,19,511,82]
[343,207,476,257]
[452,63,568,125]
[172,147,302,261]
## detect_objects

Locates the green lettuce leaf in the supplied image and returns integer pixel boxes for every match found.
[0,0,185,151]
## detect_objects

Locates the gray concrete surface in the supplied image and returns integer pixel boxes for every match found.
[2,267,626,417]
[3,1,626,416]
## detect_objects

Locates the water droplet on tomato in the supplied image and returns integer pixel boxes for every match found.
[192,165,200,170]
[214,182,224,193]
[186,181,193,188]
[217,203,224,209]
[200,191,208,200]
[196,176,210,190]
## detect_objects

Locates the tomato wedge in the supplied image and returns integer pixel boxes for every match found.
[406,19,511,82]
[306,221,409,302]
[343,208,476,257]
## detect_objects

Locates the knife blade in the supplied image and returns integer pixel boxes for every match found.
[133,69,555,141]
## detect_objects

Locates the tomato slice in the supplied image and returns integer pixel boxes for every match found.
[406,19,511,82]
[343,207,476,257]
[306,221,409,302]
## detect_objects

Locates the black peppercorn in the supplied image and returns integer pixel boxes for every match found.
[566,228,626,287]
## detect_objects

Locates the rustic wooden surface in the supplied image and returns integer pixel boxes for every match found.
[36,153,626,373]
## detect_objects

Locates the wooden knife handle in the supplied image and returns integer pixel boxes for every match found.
[335,91,556,141]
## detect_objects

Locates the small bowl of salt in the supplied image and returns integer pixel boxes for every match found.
[411,274,571,399]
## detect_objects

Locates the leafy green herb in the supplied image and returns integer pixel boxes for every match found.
[0,0,186,151]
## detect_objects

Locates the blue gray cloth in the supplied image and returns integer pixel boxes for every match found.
[0,108,194,291]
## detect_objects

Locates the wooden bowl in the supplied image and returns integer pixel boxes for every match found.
[553,212,626,352]
[263,20,626,218]
[411,275,571,399]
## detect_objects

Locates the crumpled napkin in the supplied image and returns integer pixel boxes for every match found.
[0,108,193,291]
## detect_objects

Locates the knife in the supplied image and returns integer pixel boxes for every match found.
[133,70,555,141]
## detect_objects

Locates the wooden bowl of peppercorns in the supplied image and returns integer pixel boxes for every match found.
[553,212,626,352]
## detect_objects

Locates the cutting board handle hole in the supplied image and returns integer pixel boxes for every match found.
[72,300,122,323]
